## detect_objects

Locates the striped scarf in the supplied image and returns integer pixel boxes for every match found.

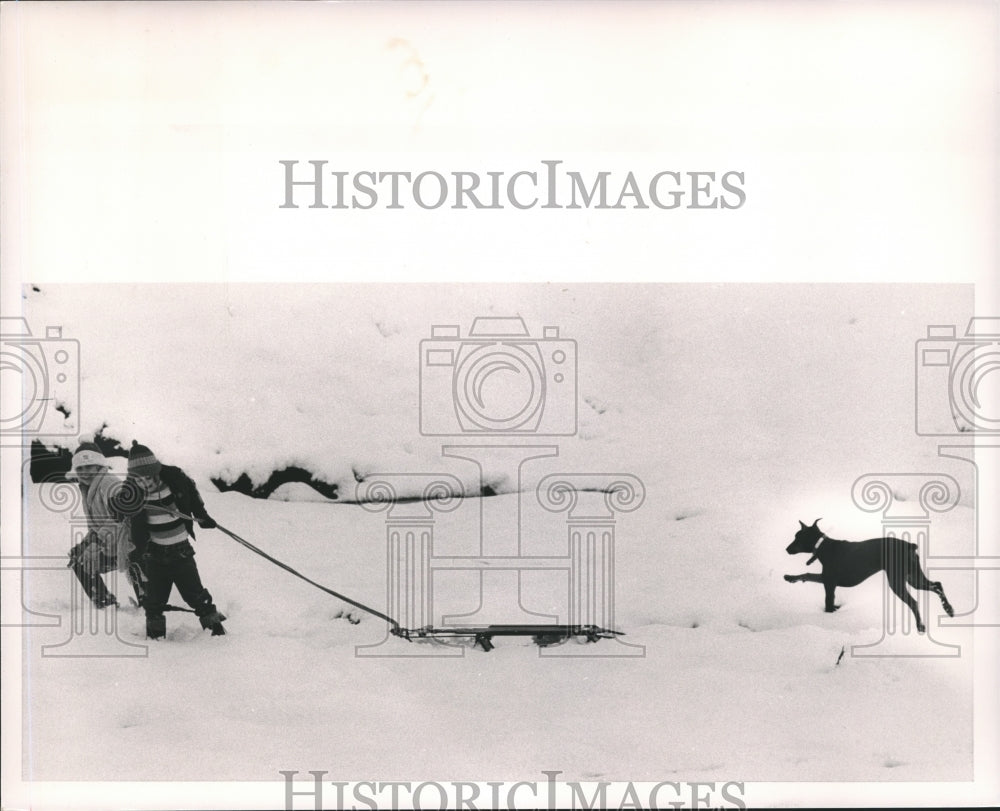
[144,480,190,546]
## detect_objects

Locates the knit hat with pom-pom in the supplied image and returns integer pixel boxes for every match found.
[127,441,161,478]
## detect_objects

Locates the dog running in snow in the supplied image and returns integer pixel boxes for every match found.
[784,519,954,633]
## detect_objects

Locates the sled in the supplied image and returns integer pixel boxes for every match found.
[174,512,632,652]
[391,623,623,651]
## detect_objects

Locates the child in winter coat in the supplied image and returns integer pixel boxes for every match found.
[119,441,226,639]
[67,442,141,608]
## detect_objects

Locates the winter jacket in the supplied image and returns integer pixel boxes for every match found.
[77,469,132,572]
[116,465,212,553]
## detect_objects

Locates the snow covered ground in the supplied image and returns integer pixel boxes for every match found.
[14,283,982,795]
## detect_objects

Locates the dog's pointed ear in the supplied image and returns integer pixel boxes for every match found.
[812,518,822,527]
[799,520,807,529]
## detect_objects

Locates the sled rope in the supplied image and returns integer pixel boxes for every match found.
[162,508,401,631]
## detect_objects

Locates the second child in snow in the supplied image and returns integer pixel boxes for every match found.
[119,441,227,639]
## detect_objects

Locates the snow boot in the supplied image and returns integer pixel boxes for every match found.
[199,610,227,636]
[146,615,166,640]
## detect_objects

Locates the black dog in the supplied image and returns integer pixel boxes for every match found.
[784,519,953,632]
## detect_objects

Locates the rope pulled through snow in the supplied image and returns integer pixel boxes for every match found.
[161,508,401,632]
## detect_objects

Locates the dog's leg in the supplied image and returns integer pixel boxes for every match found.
[784,573,823,584]
[904,563,955,618]
[933,582,955,618]
[824,581,839,613]
[886,572,924,633]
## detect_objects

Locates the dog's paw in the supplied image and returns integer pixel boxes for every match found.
[784,574,797,583]
[917,623,926,634]
[825,605,840,613]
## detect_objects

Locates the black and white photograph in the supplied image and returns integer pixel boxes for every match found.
[1,3,997,810]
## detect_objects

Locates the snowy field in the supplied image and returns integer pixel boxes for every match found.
[15,283,979,790]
